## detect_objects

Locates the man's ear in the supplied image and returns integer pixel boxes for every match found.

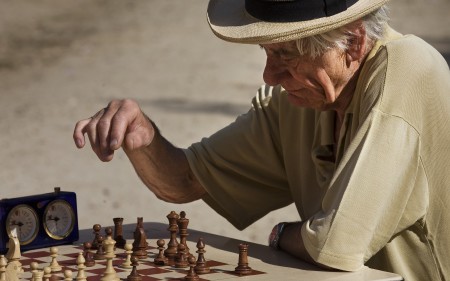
[345,21,367,63]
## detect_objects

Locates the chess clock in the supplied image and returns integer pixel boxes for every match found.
[0,187,79,254]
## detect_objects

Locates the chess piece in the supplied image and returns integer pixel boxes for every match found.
[175,243,189,268]
[100,227,120,281]
[43,266,52,281]
[153,239,169,265]
[92,224,102,250]
[113,217,126,249]
[5,229,23,274]
[32,270,44,281]
[49,247,62,272]
[184,255,200,281]
[94,235,106,260]
[164,211,179,264]
[83,242,95,267]
[127,256,142,281]
[30,261,39,274]
[120,243,133,270]
[132,217,148,259]
[64,269,73,281]
[177,211,190,256]
[194,238,210,274]
[234,243,252,275]
[5,263,19,281]
[76,252,87,281]
[0,255,6,281]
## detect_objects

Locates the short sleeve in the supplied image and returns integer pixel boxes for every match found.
[184,85,294,230]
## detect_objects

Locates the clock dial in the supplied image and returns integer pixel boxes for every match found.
[6,204,39,245]
[43,199,75,240]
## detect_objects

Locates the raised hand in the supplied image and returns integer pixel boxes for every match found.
[73,99,156,162]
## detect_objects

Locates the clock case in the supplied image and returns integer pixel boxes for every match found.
[0,188,79,254]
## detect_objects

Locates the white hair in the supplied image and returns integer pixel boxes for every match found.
[295,5,390,58]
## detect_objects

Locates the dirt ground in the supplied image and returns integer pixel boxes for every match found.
[1,0,449,245]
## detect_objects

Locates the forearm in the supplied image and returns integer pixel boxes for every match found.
[279,222,333,270]
[124,124,206,203]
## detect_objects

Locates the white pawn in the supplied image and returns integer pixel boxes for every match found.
[0,255,6,281]
[64,269,73,281]
[76,252,87,281]
[32,270,44,281]
[120,243,133,270]
[30,261,39,274]
[49,247,62,272]
[43,266,52,281]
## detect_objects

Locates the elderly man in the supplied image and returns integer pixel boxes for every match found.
[73,0,450,280]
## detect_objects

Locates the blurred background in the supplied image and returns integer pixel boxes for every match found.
[1,0,449,245]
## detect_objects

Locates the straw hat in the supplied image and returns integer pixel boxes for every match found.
[207,0,390,44]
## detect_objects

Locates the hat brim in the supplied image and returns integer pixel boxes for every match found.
[207,0,389,44]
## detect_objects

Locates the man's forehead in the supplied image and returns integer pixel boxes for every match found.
[259,41,298,54]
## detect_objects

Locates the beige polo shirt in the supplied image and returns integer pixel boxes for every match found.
[184,27,450,281]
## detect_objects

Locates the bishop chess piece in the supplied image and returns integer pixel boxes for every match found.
[164,211,179,264]
[113,217,126,249]
[234,243,253,275]
[184,256,200,281]
[194,238,210,274]
[132,217,148,259]
[154,239,169,265]
[127,256,142,281]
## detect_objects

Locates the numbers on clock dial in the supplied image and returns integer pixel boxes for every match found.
[6,204,39,245]
[43,200,75,240]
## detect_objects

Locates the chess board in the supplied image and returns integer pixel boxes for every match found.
[18,242,265,280]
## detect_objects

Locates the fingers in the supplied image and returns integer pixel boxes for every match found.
[73,99,153,162]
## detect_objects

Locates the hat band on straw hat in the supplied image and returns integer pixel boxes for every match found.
[245,0,358,22]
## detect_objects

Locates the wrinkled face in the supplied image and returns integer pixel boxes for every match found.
[261,41,352,111]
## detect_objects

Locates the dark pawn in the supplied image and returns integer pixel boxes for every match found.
[83,242,96,267]
[154,239,169,266]
[93,235,106,260]
[184,256,200,281]
[91,224,102,250]
[175,243,189,268]
[127,256,142,281]
[194,238,210,274]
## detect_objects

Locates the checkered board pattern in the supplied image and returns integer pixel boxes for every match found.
[18,243,265,280]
